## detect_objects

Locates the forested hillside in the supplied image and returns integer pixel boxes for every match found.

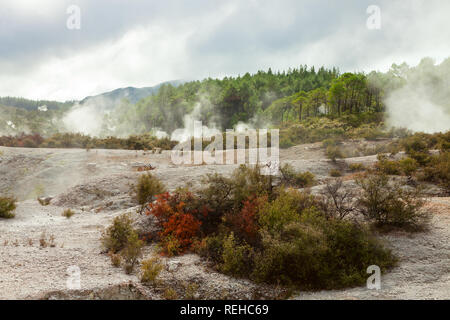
[114,66,339,134]
[0,57,449,142]
[113,57,450,137]
[0,104,68,136]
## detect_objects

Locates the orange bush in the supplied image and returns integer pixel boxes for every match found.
[146,192,202,255]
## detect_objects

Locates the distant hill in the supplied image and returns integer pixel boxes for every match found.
[80,80,184,106]
[0,97,74,111]
[0,80,183,111]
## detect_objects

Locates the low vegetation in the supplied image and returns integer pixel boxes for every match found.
[317,179,356,220]
[329,169,342,177]
[280,164,316,188]
[420,151,450,192]
[279,116,409,149]
[137,165,398,290]
[0,196,17,219]
[133,173,166,211]
[100,129,447,291]
[39,232,56,248]
[348,163,366,172]
[369,132,450,194]
[325,145,344,163]
[101,157,439,289]
[0,132,177,150]
[121,232,144,274]
[163,288,178,300]
[109,252,122,267]
[356,173,429,232]
[37,197,51,206]
[101,214,143,274]
[140,257,164,284]
[62,209,75,219]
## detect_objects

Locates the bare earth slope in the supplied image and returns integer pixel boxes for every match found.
[0,146,448,299]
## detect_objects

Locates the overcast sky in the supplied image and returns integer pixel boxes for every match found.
[1,0,449,101]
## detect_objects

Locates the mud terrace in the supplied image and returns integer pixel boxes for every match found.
[0,145,449,300]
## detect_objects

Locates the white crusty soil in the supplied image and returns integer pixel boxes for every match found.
[0,145,448,300]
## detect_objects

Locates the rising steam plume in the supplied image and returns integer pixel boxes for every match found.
[384,58,450,133]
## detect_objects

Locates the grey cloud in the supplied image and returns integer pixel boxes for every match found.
[0,0,449,100]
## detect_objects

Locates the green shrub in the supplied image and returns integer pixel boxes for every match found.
[121,232,144,274]
[161,235,182,257]
[399,158,419,176]
[279,134,295,148]
[109,252,122,267]
[141,257,163,284]
[196,234,229,263]
[402,134,430,154]
[133,173,166,209]
[326,146,343,162]
[319,219,397,288]
[252,210,396,289]
[360,127,386,141]
[376,154,402,175]
[231,165,273,207]
[356,174,428,231]
[439,140,450,152]
[322,138,340,148]
[348,163,366,172]
[163,288,178,300]
[258,191,302,234]
[0,197,16,219]
[280,164,316,188]
[184,282,200,300]
[401,134,434,166]
[252,220,327,287]
[276,115,389,148]
[62,209,75,219]
[420,152,450,192]
[329,169,342,177]
[101,215,144,274]
[408,151,431,166]
[221,233,253,277]
[101,214,136,253]
[37,197,51,206]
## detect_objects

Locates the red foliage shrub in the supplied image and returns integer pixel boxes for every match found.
[225,196,267,245]
[146,192,202,255]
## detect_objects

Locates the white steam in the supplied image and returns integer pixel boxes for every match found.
[171,103,221,142]
[62,103,107,137]
[61,96,121,137]
[153,129,169,139]
[385,58,450,133]
[386,88,450,133]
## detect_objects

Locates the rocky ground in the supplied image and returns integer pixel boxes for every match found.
[0,143,448,300]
